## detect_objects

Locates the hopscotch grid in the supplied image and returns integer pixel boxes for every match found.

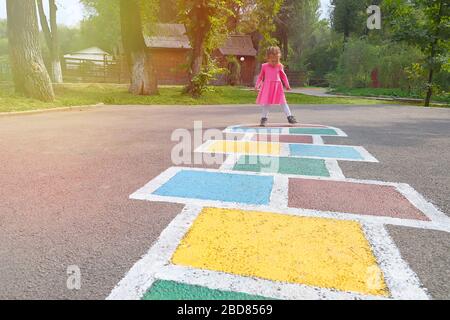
[129,166,450,233]
[111,123,448,301]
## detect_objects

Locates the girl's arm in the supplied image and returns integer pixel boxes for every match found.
[255,65,265,90]
[279,65,291,90]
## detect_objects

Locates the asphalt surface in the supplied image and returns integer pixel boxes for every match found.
[0,103,449,300]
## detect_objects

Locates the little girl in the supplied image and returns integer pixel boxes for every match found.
[255,46,298,127]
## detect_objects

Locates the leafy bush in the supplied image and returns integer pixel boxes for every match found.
[184,56,226,98]
[326,37,444,96]
[226,55,241,86]
[327,37,380,88]
[378,43,424,90]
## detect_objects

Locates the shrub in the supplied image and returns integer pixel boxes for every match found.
[327,37,380,88]
[378,43,424,90]
[226,55,241,86]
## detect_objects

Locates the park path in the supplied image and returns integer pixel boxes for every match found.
[107,122,450,300]
[290,87,337,97]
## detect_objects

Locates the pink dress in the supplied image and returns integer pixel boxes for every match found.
[256,63,290,105]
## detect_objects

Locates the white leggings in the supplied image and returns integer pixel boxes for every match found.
[261,104,292,118]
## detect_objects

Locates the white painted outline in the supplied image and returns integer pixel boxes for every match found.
[326,160,346,179]
[155,265,389,300]
[362,223,430,300]
[107,204,204,300]
[129,166,450,233]
[224,124,348,137]
[313,135,325,145]
[195,140,379,163]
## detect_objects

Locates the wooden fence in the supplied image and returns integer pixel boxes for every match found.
[285,71,306,87]
[0,62,11,81]
[0,58,128,83]
[62,56,128,84]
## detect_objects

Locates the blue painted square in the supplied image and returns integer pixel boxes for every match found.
[289,144,364,160]
[231,127,283,133]
[153,170,274,205]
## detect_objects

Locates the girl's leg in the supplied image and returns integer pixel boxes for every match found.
[282,103,292,117]
[283,103,298,124]
[261,105,270,119]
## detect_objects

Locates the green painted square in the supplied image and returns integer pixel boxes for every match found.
[233,155,330,177]
[142,280,272,300]
[289,128,338,136]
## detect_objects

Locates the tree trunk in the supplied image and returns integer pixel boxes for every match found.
[282,31,288,62]
[36,0,63,83]
[185,4,211,96]
[6,0,54,101]
[424,0,444,107]
[120,0,157,95]
[51,60,63,83]
[49,0,63,83]
[424,68,434,107]
[190,31,207,81]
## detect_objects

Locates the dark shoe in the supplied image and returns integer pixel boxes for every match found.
[287,116,298,124]
[260,118,268,127]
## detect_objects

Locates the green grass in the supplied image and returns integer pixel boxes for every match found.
[330,87,450,105]
[0,82,393,113]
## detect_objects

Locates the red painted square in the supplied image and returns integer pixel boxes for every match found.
[252,134,313,144]
[288,179,429,221]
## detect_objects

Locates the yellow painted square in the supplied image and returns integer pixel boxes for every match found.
[207,141,281,156]
[172,208,388,297]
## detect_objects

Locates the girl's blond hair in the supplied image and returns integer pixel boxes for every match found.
[266,46,282,59]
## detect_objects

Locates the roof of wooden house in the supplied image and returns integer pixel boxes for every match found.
[145,24,256,57]
[144,24,191,49]
[219,35,257,57]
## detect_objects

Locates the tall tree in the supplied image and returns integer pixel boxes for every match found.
[275,0,293,61]
[385,0,449,106]
[6,0,54,101]
[80,0,121,53]
[178,0,238,97]
[276,0,321,66]
[331,0,367,42]
[37,0,63,83]
[120,0,158,95]
[254,0,284,62]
